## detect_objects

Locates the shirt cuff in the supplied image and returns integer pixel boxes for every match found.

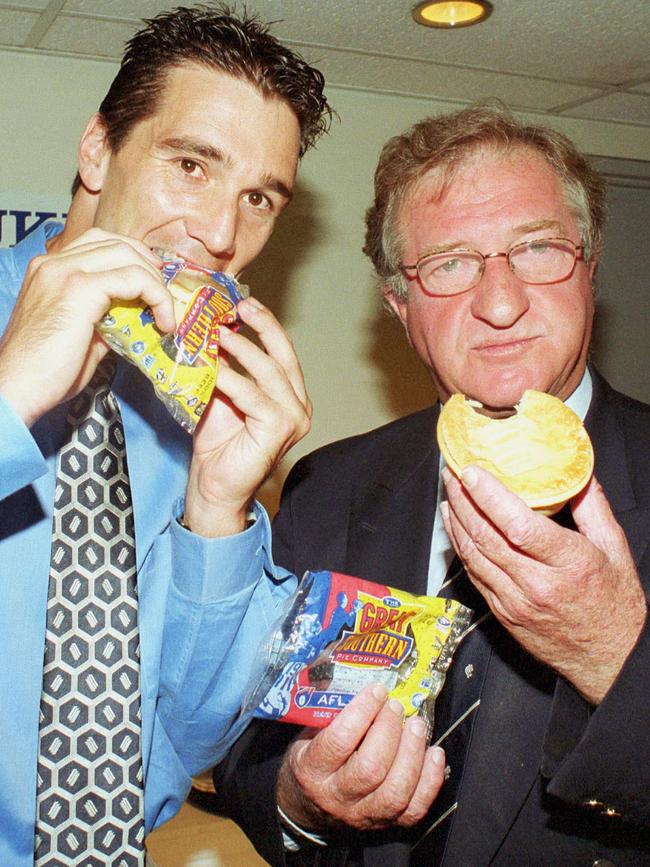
[0,393,48,499]
[277,805,328,850]
[170,499,278,603]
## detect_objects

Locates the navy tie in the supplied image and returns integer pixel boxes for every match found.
[411,557,492,863]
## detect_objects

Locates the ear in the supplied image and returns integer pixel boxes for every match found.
[383,283,408,326]
[77,114,112,193]
[383,283,414,347]
[587,250,599,281]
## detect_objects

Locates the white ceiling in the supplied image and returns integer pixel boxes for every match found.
[1,0,650,130]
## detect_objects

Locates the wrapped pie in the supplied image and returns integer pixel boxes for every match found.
[96,257,247,432]
[245,570,471,738]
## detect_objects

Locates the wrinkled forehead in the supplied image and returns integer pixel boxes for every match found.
[404,143,554,208]
[395,143,568,238]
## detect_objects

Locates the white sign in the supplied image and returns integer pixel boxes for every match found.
[0,195,69,247]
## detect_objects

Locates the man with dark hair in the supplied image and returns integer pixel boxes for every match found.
[70,3,329,195]
[0,4,330,864]
[210,104,650,864]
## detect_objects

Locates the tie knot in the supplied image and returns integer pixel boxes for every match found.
[67,354,118,427]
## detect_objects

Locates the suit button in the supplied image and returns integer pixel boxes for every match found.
[592,860,616,866]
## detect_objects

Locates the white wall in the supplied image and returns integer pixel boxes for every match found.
[2,49,649,512]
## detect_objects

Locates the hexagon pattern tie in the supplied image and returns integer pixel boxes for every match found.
[35,357,145,866]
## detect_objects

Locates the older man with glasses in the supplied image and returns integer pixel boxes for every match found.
[209,103,650,866]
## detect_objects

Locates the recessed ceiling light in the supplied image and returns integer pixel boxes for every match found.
[412,1,493,28]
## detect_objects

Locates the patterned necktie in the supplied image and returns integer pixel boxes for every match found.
[35,356,145,866]
[411,557,492,864]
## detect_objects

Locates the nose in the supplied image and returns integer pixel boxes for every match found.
[470,256,530,328]
[185,196,238,264]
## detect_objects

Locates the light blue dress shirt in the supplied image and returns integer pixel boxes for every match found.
[0,223,296,865]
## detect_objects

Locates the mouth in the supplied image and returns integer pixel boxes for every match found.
[472,336,538,356]
[151,247,235,275]
[151,246,180,261]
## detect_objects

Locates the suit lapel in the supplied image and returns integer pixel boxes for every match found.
[587,369,637,512]
[586,369,650,566]
[345,407,440,595]
[339,405,543,864]
[341,408,440,867]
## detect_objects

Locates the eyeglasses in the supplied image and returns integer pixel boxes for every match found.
[401,237,584,297]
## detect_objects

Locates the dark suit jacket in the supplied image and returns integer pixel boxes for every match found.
[214,369,650,865]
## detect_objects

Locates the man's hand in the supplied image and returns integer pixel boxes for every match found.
[276,684,445,834]
[184,297,312,537]
[0,228,173,426]
[442,466,647,704]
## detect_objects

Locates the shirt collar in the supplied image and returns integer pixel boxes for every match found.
[564,367,592,421]
[11,220,64,278]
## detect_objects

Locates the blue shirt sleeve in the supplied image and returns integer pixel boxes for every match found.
[139,501,297,831]
[0,395,48,500]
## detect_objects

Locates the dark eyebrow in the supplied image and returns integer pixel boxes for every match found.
[159,137,293,202]
[259,172,293,202]
[159,136,229,164]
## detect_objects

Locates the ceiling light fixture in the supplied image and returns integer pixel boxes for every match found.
[412,1,493,28]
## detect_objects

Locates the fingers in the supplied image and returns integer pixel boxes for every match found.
[301,684,389,776]
[30,232,164,300]
[208,358,308,463]
[215,303,312,453]
[571,475,630,558]
[401,745,446,824]
[441,477,500,572]
[184,296,314,535]
[0,229,176,424]
[282,684,392,829]
[441,467,564,620]
[31,236,174,332]
[443,466,569,568]
[53,236,173,329]
[341,698,410,799]
[364,714,442,826]
[440,495,514,618]
[71,264,174,331]
[288,686,444,831]
[99,264,175,333]
[57,227,163,274]
[235,297,310,409]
